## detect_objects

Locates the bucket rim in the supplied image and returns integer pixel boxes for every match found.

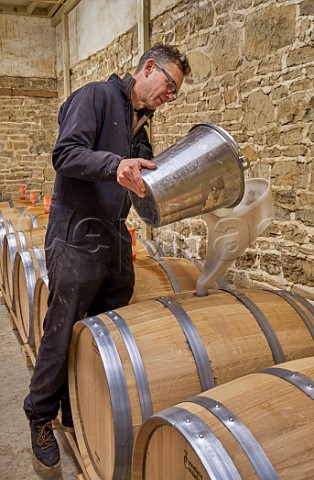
[188,122,241,159]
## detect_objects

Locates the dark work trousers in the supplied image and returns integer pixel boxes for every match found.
[24,204,134,420]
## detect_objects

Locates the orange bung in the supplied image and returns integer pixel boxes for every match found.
[30,190,37,206]
[19,185,25,200]
[43,195,51,214]
[128,228,137,261]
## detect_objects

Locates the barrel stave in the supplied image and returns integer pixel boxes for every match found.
[69,290,314,480]
[132,357,314,480]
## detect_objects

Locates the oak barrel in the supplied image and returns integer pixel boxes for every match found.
[68,289,314,480]
[0,204,46,236]
[33,274,49,354]
[1,228,46,309]
[131,256,204,303]
[132,356,314,480]
[135,238,165,258]
[32,256,215,354]
[0,217,34,284]
[0,211,46,288]
[13,244,46,346]
[0,198,36,221]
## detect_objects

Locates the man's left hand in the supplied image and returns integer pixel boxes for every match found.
[117,158,156,197]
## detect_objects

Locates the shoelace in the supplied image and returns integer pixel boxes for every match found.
[37,422,54,450]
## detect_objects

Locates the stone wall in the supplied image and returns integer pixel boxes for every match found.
[0,77,58,198]
[0,15,58,200]
[148,0,314,298]
[1,0,313,298]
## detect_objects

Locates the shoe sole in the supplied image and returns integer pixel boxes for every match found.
[33,452,61,470]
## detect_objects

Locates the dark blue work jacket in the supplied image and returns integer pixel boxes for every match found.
[51,73,153,223]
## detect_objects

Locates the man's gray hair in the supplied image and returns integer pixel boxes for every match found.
[136,43,191,76]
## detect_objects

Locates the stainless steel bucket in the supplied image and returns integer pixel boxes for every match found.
[129,123,248,227]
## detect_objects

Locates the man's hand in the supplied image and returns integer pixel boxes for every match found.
[117,158,156,197]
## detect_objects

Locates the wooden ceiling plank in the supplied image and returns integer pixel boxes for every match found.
[0,3,47,16]
[51,0,80,27]
[48,1,64,17]
[0,4,27,15]
[48,5,60,17]
[26,1,38,15]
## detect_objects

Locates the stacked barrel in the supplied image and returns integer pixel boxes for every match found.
[0,192,49,357]
[31,238,217,355]
[68,289,314,480]
[0,193,224,359]
[1,191,313,480]
[132,356,314,480]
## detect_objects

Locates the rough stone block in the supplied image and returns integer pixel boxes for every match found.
[282,253,314,286]
[272,161,309,189]
[244,4,296,60]
[295,209,314,226]
[211,24,242,75]
[243,90,274,130]
[287,45,313,67]
[300,0,314,16]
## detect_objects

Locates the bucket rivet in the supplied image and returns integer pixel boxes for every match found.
[186,418,191,423]
[199,434,204,439]
[309,384,313,389]
[229,417,234,422]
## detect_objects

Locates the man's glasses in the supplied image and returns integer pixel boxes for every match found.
[155,62,177,101]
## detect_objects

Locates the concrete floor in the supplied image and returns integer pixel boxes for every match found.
[0,301,81,480]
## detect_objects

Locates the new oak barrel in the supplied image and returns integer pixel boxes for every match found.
[132,356,314,480]
[68,288,314,480]
[0,204,47,290]
[0,204,47,238]
[0,198,38,221]
[1,228,46,309]
[32,255,217,354]
[33,275,49,353]
[13,244,46,346]
[0,215,38,286]
[134,238,166,258]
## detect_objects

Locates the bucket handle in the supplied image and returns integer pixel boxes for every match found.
[239,156,250,170]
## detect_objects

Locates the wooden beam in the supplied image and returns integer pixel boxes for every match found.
[138,0,150,55]
[62,13,71,98]
[137,0,152,240]
[48,1,64,17]
[26,1,38,15]
[0,4,47,17]
[0,1,64,18]
[0,87,57,98]
[51,0,81,27]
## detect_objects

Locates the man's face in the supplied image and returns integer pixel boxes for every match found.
[135,59,184,110]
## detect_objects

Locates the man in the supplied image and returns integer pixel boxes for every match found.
[23,43,190,469]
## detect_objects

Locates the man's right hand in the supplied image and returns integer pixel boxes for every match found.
[117,158,156,198]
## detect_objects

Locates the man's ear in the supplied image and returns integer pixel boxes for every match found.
[144,59,155,77]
